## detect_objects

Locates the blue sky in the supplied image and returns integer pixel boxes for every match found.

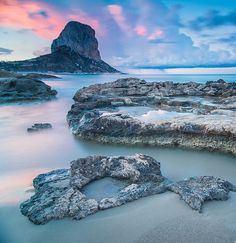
[0,0,236,70]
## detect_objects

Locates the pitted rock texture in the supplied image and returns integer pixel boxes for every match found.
[67,78,236,155]
[51,21,101,60]
[20,155,236,224]
[20,154,168,224]
[0,77,57,103]
[168,176,236,212]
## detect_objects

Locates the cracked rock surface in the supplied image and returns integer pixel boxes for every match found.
[67,78,236,155]
[20,154,168,224]
[20,155,236,224]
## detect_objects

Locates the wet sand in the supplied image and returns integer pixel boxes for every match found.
[0,192,235,243]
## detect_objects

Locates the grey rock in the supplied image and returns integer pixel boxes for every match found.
[168,176,236,212]
[20,155,236,224]
[20,154,168,224]
[67,78,236,155]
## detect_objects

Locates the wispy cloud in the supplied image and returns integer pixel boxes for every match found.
[0,0,236,67]
[188,10,236,31]
[0,47,13,55]
[107,5,132,34]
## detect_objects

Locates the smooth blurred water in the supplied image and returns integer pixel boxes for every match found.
[0,73,236,243]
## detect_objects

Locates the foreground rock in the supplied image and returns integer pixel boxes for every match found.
[20,155,236,224]
[0,77,57,103]
[27,123,52,132]
[67,78,236,155]
[0,21,118,73]
[169,176,236,212]
[20,154,168,224]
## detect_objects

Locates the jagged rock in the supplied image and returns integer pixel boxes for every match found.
[0,77,57,103]
[51,21,101,60]
[27,123,52,132]
[168,176,236,212]
[0,22,118,73]
[67,78,236,155]
[20,155,236,224]
[20,154,168,224]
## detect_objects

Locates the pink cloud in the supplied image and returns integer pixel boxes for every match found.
[107,4,131,34]
[0,0,102,39]
[148,29,164,40]
[135,25,147,36]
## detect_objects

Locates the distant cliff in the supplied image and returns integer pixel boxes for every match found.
[0,21,119,73]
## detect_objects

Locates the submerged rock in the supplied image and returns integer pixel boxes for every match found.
[0,77,57,103]
[20,155,236,224]
[20,154,168,224]
[168,176,236,212]
[27,123,52,132]
[67,78,236,155]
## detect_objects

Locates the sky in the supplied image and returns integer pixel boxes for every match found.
[0,0,236,72]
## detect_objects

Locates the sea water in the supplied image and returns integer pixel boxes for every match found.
[0,73,236,243]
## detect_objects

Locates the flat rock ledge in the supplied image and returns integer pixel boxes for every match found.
[67,78,236,155]
[0,76,57,103]
[20,154,236,224]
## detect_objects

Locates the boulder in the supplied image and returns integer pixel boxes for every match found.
[0,77,57,103]
[168,176,236,212]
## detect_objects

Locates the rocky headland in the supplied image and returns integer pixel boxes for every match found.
[0,21,118,73]
[67,78,236,155]
[20,154,236,224]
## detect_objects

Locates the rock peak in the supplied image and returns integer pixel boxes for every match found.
[51,21,101,60]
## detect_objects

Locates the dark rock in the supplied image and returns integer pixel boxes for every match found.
[168,176,236,212]
[51,21,101,60]
[0,21,118,73]
[0,70,19,78]
[23,73,58,79]
[27,123,52,132]
[0,77,57,103]
[0,70,58,79]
